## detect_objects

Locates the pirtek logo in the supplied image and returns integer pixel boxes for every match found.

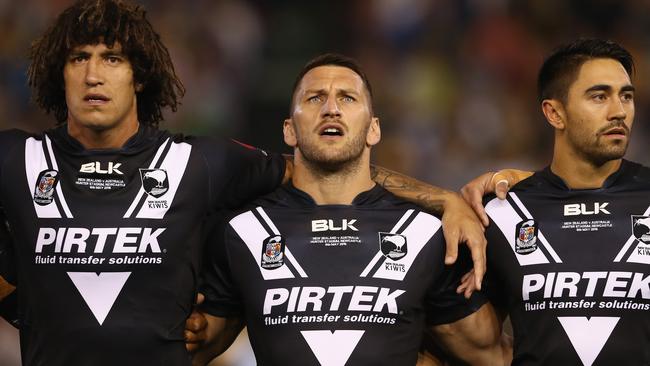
[563,202,610,216]
[311,219,358,232]
[263,286,404,315]
[80,162,123,175]
[522,271,650,301]
[35,227,166,253]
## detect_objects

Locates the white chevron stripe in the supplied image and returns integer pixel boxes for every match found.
[25,138,61,218]
[256,207,307,278]
[124,138,170,218]
[486,197,551,266]
[510,192,562,263]
[360,209,415,277]
[45,135,73,218]
[230,211,296,280]
[372,212,441,281]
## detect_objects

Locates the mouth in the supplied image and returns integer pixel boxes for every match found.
[601,126,628,137]
[83,94,110,105]
[318,123,345,137]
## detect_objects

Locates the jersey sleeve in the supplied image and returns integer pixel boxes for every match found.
[481,223,509,310]
[218,140,286,209]
[424,244,487,325]
[199,218,244,318]
[0,130,23,284]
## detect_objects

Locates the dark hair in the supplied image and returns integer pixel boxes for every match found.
[538,38,634,103]
[290,53,374,115]
[28,0,185,126]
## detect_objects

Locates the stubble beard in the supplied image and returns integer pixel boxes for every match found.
[569,123,630,166]
[297,125,369,177]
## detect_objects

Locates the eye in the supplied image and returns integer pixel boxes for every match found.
[70,55,87,63]
[307,95,322,103]
[106,56,122,65]
[591,93,606,102]
[341,95,356,103]
[621,92,634,102]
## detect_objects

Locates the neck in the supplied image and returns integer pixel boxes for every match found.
[551,142,622,189]
[67,121,139,150]
[292,152,375,205]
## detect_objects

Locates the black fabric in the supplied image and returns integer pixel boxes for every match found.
[0,126,285,366]
[484,160,650,366]
[0,288,18,328]
[201,184,485,366]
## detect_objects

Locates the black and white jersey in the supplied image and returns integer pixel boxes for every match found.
[201,184,485,366]
[0,125,285,366]
[484,160,650,366]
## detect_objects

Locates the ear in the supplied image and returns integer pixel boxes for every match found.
[283,119,297,147]
[366,117,381,146]
[541,99,566,130]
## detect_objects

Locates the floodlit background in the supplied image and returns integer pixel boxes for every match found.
[2,0,650,364]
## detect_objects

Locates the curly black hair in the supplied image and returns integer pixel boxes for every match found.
[28,0,185,126]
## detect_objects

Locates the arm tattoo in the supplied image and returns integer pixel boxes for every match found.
[371,165,450,214]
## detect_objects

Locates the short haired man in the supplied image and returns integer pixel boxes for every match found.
[192,54,506,366]
[0,0,487,364]
[461,39,649,365]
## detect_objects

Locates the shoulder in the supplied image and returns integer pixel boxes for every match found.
[0,129,36,162]
[375,187,442,222]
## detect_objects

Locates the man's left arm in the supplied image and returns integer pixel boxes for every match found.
[370,165,487,289]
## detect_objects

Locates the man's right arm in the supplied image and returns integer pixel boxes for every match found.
[191,313,244,366]
[429,302,511,365]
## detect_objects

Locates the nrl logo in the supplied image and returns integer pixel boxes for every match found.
[139,169,169,198]
[515,219,538,255]
[33,170,59,206]
[261,235,285,270]
[379,232,408,260]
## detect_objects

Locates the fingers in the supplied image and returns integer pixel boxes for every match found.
[184,310,208,352]
[195,292,205,305]
[443,227,459,265]
[490,172,511,200]
[467,239,486,291]
[460,172,493,226]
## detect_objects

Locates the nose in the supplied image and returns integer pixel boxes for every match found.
[321,95,341,119]
[608,97,628,121]
[84,58,104,87]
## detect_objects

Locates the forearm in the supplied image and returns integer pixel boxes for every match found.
[370,165,455,215]
[191,314,244,366]
[431,303,505,366]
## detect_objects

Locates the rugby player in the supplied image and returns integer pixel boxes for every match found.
[457,39,649,365]
[191,54,506,366]
[0,0,488,364]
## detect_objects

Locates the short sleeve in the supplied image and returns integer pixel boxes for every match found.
[199,220,244,317]
[425,245,487,325]
[218,140,286,209]
[481,223,509,309]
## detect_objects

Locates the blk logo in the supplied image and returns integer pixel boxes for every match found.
[312,219,358,232]
[80,162,123,175]
[564,202,610,216]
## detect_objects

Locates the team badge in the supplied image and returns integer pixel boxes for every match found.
[515,219,538,254]
[33,170,59,206]
[261,235,285,269]
[379,232,408,260]
[139,169,169,198]
[632,215,650,244]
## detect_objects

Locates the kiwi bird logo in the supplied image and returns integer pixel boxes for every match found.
[379,233,408,260]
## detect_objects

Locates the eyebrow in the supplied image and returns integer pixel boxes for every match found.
[303,88,360,96]
[68,48,126,57]
[585,84,635,93]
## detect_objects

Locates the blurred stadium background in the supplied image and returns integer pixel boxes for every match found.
[2,0,650,364]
